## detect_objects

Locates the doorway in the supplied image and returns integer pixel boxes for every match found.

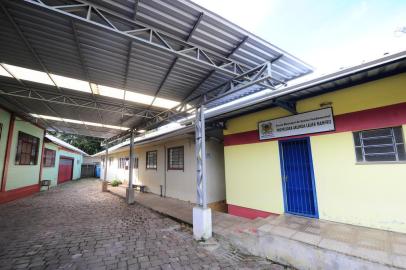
[58,157,74,184]
[279,138,318,218]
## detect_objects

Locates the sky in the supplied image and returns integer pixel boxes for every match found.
[192,0,406,75]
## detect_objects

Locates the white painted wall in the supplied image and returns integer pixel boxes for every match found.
[101,152,139,185]
[100,136,226,204]
[206,139,226,203]
[137,144,165,195]
[161,138,196,203]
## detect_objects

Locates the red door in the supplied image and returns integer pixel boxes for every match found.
[58,157,73,184]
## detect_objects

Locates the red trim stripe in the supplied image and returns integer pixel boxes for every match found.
[228,204,278,219]
[0,184,40,204]
[1,115,15,192]
[225,103,406,146]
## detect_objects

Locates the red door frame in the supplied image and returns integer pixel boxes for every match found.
[58,156,74,184]
[1,114,15,192]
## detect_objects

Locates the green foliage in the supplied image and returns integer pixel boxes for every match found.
[111,180,122,187]
[48,132,103,155]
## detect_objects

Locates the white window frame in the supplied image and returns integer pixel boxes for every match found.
[354,126,405,163]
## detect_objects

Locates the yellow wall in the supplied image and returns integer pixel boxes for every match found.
[224,73,406,233]
[311,126,406,233]
[225,73,406,135]
[225,141,284,214]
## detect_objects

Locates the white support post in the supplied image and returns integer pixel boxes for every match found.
[126,130,135,204]
[102,143,109,192]
[193,105,212,240]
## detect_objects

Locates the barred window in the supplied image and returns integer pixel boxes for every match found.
[146,151,157,169]
[353,127,405,162]
[168,146,184,170]
[15,132,39,165]
[43,148,56,167]
[118,157,127,169]
[109,157,113,166]
[133,157,139,169]
[125,157,129,170]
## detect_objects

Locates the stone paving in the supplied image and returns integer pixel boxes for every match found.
[109,185,406,269]
[0,179,287,270]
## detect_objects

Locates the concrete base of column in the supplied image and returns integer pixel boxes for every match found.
[126,187,135,204]
[193,207,212,240]
[102,180,108,192]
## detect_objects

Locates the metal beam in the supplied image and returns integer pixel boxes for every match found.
[0,95,60,133]
[103,58,286,145]
[130,35,252,133]
[180,36,249,104]
[23,0,251,77]
[274,99,297,114]
[0,3,85,135]
[149,12,204,103]
[71,21,105,125]
[121,41,134,123]
[0,87,150,117]
[133,0,139,18]
[144,61,280,130]
[0,64,82,134]
[138,12,205,128]
[186,12,204,43]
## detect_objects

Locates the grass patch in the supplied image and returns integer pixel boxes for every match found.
[111,180,122,187]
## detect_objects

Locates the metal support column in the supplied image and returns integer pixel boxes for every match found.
[126,130,135,204]
[102,143,109,192]
[193,105,212,240]
[195,106,207,208]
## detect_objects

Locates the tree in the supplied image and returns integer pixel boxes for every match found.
[48,132,103,155]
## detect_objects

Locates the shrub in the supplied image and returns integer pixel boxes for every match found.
[111,180,122,187]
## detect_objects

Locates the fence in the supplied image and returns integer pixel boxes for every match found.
[81,164,96,178]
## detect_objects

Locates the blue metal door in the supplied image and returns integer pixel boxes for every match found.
[279,138,318,218]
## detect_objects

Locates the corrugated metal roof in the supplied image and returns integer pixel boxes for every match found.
[0,0,312,138]
[207,51,406,122]
[45,133,88,155]
[93,125,195,156]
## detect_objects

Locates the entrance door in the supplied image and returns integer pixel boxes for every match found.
[279,138,318,217]
[58,157,73,184]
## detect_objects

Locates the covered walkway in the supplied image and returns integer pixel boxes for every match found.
[0,0,312,240]
[109,184,406,270]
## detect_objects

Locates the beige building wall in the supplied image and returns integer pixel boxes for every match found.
[102,152,139,184]
[100,136,225,204]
